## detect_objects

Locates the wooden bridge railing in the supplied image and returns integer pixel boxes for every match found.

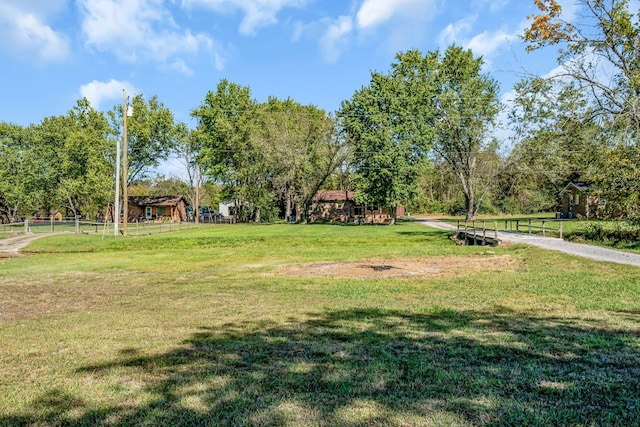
[456,220,500,246]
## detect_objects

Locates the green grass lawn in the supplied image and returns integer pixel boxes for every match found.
[1,222,640,426]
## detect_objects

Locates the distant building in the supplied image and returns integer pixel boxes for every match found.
[559,182,601,219]
[127,195,188,222]
[309,190,404,223]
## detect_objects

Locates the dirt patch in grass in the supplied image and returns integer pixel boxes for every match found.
[279,254,518,279]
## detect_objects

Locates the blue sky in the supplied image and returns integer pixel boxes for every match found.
[1,0,579,126]
[1,0,585,177]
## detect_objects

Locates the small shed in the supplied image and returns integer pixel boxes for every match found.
[49,210,63,221]
[128,195,188,222]
[218,201,236,217]
[559,182,600,219]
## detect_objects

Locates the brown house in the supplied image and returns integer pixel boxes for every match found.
[127,195,188,222]
[560,182,600,219]
[309,190,404,223]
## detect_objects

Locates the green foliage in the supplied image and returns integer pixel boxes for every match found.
[193,81,344,222]
[504,77,605,214]
[0,122,43,220]
[1,99,114,219]
[520,0,640,218]
[340,50,435,221]
[109,94,176,183]
[341,46,500,221]
[568,220,640,250]
[192,79,267,222]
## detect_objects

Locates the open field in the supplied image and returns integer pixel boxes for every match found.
[1,222,640,426]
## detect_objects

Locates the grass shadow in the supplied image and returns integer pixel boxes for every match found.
[5,308,640,426]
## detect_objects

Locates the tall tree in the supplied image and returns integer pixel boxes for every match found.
[340,49,435,224]
[192,79,270,222]
[109,94,176,183]
[523,0,640,217]
[55,99,113,217]
[524,0,640,134]
[504,77,604,213]
[0,123,43,221]
[341,47,500,222]
[430,46,502,220]
[255,98,345,221]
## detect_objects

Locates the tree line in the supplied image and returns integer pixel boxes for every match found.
[2,0,638,223]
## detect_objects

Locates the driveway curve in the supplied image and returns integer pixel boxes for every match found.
[0,233,57,256]
[413,218,640,267]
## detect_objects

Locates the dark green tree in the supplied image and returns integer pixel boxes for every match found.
[192,79,270,222]
[340,49,435,223]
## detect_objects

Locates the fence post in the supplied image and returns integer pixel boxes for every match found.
[542,219,546,237]
[482,221,486,245]
[494,221,498,240]
[528,218,532,234]
[25,218,29,234]
[559,221,563,240]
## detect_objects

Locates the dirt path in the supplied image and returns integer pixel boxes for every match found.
[413,218,640,267]
[0,233,57,256]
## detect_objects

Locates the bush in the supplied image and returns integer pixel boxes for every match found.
[573,221,640,248]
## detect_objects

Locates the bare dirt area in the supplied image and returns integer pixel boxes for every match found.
[280,255,519,279]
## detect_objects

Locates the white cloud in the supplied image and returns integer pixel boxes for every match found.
[356,0,437,29]
[319,16,353,63]
[0,1,70,62]
[79,79,137,110]
[465,28,518,57]
[438,16,477,48]
[79,0,223,73]
[182,0,307,35]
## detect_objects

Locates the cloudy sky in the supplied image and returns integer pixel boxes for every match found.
[1,0,572,131]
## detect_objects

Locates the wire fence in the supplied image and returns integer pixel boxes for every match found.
[0,217,220,238]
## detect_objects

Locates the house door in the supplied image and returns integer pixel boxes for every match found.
[145,207,152,219]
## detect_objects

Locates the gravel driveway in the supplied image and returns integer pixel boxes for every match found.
[414,218,640,267]
[0,233,56,256]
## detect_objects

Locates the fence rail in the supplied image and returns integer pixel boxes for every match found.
[502,218,564,239]
[1,217,218,238]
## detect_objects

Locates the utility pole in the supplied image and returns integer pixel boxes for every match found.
[123,90,130,236]
[114,136,120,236]
[195,164,199,225]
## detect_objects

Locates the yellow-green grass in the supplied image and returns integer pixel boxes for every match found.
[1,223,640,426]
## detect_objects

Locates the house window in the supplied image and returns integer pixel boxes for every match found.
[157,207,167,215]
[574,194,579,205]
[354,206,363,216]
[145,207,152,219]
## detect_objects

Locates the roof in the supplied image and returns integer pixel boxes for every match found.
[560,182,591,194]
[128,195,187,207]
[312,190,355,202]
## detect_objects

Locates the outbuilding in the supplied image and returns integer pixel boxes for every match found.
[559,182,600,219]
[309,190,404,223]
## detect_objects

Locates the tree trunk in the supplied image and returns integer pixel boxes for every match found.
[465,192,476,221]
[254,207,261,223]
[389,205,396,225]
[284,187,292,220]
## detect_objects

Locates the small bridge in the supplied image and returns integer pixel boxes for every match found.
[456,218,564,246]
[456,221,501,246]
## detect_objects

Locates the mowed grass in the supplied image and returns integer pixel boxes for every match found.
[1,222,640,426]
